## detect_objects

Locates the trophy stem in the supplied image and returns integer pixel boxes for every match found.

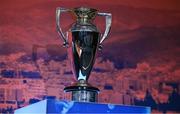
[64,80,99,102]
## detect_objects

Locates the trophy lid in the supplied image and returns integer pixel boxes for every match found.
[72,7,97,23]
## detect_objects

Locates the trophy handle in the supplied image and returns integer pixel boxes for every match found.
[97,12,112,49]
[56,7,70,47]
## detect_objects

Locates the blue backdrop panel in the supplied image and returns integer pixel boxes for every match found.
[15,99,151,114]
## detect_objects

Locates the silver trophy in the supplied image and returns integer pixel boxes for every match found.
[56,7,112,102]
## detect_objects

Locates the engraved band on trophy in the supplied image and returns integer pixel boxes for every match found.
[56,7,112,102]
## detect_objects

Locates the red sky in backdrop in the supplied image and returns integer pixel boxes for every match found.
[0,0,180,67]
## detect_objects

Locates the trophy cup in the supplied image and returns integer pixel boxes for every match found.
[56,7,112,102]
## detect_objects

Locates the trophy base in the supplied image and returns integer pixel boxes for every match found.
[64,80,99,102]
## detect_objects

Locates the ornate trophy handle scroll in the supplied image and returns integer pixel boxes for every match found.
[97,13,112,50]
[56,7,70,47]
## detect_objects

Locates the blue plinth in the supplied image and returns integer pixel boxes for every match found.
[15,99,151,114]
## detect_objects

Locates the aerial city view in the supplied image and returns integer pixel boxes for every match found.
[0,0,180,113]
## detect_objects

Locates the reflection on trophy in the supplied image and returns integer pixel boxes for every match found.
[56,7,112,102]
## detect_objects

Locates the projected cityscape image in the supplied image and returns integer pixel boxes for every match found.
[0,0,180,113]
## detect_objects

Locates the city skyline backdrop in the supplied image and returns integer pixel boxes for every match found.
[0,0,180,113]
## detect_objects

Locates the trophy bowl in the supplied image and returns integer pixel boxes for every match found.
[56,7,112,102]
